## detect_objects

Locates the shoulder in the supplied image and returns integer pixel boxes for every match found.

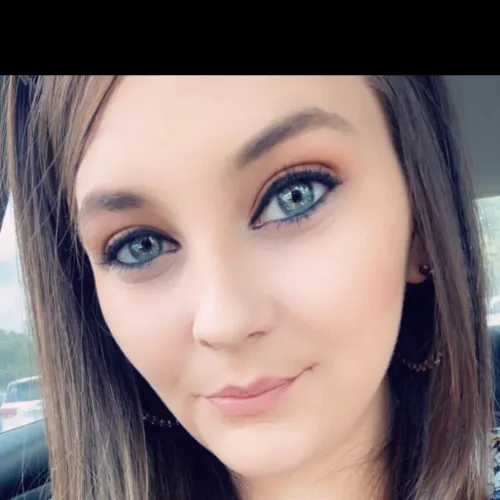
[491,427,500,498]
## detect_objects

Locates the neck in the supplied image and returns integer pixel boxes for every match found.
[237,383,391,500]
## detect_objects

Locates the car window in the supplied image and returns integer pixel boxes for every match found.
[491,300,500,315]
[0,202,41,433]
[478,195,500,324]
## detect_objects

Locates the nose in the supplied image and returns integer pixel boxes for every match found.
[191,253,272,350]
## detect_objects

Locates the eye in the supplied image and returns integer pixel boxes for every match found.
[251,167,339,228]
[102,228,179,269]
[263,181,327,222]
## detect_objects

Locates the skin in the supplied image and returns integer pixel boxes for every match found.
[76,76,426,499]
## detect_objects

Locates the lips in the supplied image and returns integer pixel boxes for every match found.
[205,374,302,417]
[208,376,294,399]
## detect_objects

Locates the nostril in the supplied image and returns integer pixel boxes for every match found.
[248,331,265,340]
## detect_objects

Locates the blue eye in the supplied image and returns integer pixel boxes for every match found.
[251,168,339,228]
[103,229,178,268]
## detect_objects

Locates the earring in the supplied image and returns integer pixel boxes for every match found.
[419,264,434,278]
[143,412,180,428]
[396,351,442,372]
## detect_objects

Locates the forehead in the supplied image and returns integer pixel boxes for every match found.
[75,76,383,204]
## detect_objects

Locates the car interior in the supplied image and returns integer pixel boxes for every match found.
[0,76,499,499]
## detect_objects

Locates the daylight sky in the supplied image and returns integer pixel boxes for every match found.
[0,203,27,333]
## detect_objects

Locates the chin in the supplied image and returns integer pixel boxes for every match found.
[206,422,315,478]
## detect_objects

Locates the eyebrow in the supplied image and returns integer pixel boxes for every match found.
[78,191,146,228]
[78,107,354,225]
[234,106,355,168]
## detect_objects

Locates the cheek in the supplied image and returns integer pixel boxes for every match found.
[270,181,410,381]
[93,277,191,397]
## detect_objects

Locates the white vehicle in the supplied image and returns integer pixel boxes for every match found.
[489,296,500,328]
[0,376,43,432]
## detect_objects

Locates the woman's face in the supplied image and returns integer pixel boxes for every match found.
[76,76,422,479]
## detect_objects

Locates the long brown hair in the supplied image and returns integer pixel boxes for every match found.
[3,76,492,500]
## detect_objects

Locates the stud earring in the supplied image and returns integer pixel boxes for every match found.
[419,264,434,278]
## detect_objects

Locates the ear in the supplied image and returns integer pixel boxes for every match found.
[406,232,431,284]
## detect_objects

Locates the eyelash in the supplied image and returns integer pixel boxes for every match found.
[100,166,340,270]
[250,166,339,229]
[101,228,179,270]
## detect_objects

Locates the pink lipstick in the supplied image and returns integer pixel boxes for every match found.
[206,375,298,417]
